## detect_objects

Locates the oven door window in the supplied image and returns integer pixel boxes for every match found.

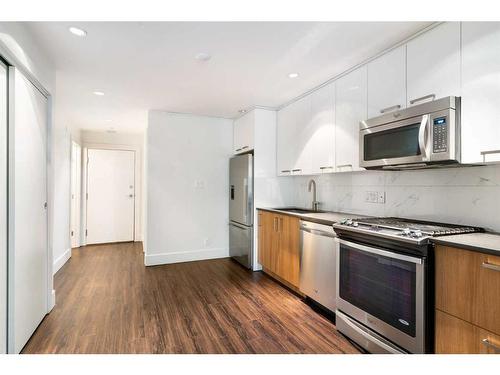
[339,243,417,337]
[364,122,421,161]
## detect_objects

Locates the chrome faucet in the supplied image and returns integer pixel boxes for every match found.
[308,179,320,211]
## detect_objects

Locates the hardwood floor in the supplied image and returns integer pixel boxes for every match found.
[22,242,360,354]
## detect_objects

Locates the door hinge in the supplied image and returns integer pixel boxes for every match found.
[71,230,74,237]
[86,193,88,200]
[85,229,88,236]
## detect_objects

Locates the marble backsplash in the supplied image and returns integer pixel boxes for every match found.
[281,164,500,232]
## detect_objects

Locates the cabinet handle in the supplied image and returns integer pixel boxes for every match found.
[241,146,249,150]
[319,166,334,170]
[380,104,401,114]
[273,217,278,232]
[481,261,500,272]
[336,164,352,169]
[292,169,302,172]
[409,93,435,105]
[281,170,291,174]
[235,148,242,152]
[480,149,500,163]
[481,338,500,353]
[279,217,283,232]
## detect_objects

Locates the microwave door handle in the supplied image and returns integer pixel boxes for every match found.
[418,114,430,160]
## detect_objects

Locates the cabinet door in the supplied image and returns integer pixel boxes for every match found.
[435,245,500,335]
[367,46,406,118]
[277,104,295,175]
[461,22,500,163]
[435,310,478,354]
[290,95,312,175]
[257,211,278,270]
[407,22,461,107]
[310,82,335,174]
[233,111,254,153]
[276,214,300,287]
[335,66,367,172]
[435,310,500,354]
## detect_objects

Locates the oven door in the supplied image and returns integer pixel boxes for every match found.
[360,114,431,168]
[336,238,425,353]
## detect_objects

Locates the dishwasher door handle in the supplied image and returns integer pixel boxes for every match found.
[300,226,336,238]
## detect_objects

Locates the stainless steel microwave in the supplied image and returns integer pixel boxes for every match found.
[359,96,461,170]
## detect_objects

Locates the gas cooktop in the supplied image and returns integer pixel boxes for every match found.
[333,217,483,244]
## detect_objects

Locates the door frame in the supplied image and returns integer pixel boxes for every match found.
[70,140,82,248]
[82,145,139,246]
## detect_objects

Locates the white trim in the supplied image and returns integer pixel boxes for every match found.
[144,248,228,266]
[53,248,71,275]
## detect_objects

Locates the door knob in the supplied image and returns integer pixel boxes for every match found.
[128,194,134,198]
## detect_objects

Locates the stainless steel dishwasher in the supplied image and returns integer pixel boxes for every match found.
[299,220,337,312]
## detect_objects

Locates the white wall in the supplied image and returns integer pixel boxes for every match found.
[81,130,145,243]
[285,164,500,232]
[146,111,233,266]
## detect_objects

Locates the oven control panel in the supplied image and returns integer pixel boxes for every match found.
[432,117,448,153]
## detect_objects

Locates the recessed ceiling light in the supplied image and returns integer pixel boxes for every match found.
[195,52,211,61]
[69,27,87,37]
[238,109,247,114]
[93,91,105,96]
[288,72,299,79]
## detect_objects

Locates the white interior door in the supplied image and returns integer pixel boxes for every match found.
[86,149,135,244]
[70,141,81,248]
[9,68,48,353]
[0,60,8,354]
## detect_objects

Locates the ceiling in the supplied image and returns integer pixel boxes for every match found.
[27,22,432,132]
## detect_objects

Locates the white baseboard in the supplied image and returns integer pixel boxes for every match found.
[53,248,72,275]
[145,247,228,266]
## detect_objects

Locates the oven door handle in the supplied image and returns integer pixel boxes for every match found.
[418,114,430,161]
[338,239,423,264]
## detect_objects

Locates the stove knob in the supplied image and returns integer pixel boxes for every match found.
[402,228,411,236]
[346,219,353,226]
[353,222,359,227]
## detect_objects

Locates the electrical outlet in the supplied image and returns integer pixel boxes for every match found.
[365,191,386,204]
[378,191,386,204]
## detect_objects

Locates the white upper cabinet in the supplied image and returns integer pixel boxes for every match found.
[367,46,406,118]
[310,82,335,174]
[233,111,254,153]
[277,85,335,176]
[277,96,311,175]
[407,22,461,107]
[461,22,500,163]
[335,66,367,172]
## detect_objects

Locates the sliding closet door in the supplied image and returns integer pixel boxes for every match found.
[8,68,48,353]
[0,60,7,354]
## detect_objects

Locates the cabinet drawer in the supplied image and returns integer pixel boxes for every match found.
[435,245,500,335]
[436,310,500,354]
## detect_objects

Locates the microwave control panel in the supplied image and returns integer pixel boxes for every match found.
[432,117,448,153]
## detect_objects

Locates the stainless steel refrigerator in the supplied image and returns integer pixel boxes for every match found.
[229,154,253,269]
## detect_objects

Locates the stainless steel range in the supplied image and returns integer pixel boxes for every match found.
[333,217,482,354]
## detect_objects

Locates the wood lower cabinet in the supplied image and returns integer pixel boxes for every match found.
[257,210,300,289]
[435,245,500,353]
[436,310,500,354]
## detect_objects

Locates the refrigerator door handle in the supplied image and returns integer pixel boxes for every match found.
[243,178,248,219]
